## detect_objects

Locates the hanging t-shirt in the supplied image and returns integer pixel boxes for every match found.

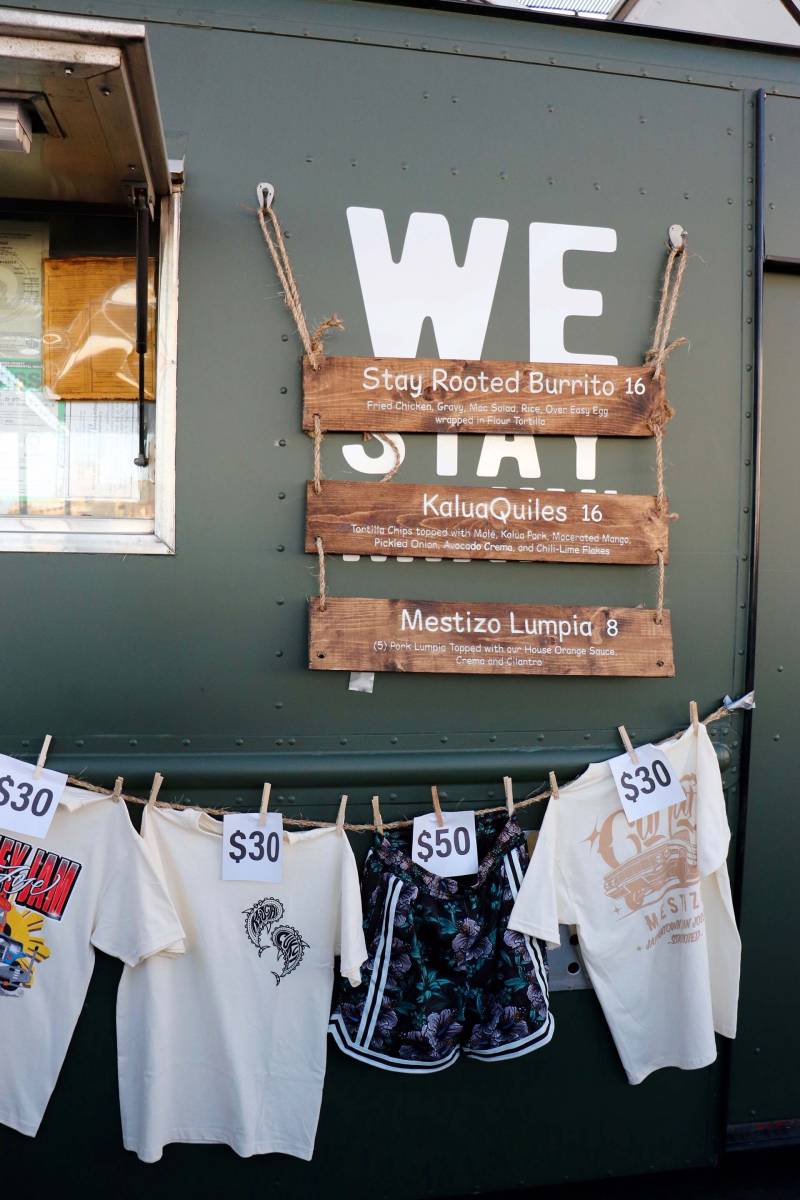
[0,787,186,1137]
[508,723,740,1084]
[117,807,367,1163]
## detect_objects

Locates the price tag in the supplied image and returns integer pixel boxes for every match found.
[0,754,67,839]
[608,744,686,823]
[222,813,284,882]
[411,811,478,878]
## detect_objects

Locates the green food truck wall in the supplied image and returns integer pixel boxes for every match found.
[1,2,799,1192]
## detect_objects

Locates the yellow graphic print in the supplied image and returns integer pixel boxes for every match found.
[0,901,51,995]
[584,774,704,949]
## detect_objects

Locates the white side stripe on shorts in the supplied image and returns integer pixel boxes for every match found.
[355,876,402,1046]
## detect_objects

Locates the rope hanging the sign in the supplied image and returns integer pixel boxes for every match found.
[644,232,689,624]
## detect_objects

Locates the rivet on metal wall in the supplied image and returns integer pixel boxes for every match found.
[538,734,545,741]
[75,739,84,748]
[275,702,283,710]
[639,188,647,196]
[489,735,497,742]
[441,736,448,744]
[277,545,285,552]
[276,598,285,606]
[278,492,286,499]
[340,738,348,746]
[235,738,244,746]
[182,738,191,747]
[288,738,296,746]
[129,739,138,747]
[280,387,287,394]
[275,650,284,657]
[281,334,289,342]
[499,172,508,181]
[275,739,284,746]
[390,736,399,744]
[350,158,357,167]
[278,439,286,446]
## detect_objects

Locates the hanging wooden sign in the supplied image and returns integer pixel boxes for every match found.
[306,481,668,565]
[302,356,663,436]
[308,598,674,677]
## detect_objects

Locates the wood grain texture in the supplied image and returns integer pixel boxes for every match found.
[302,356,663,436]
[306,481,669,565]
[309,598,675,677]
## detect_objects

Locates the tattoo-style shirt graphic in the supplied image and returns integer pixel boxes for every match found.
[0,835,82,997]
[243,897,309,986]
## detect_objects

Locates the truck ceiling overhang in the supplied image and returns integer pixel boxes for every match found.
[0,7,171,207]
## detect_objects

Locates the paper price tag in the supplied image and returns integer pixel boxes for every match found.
[0,754,67,839]
[222,813,284,882]
[412,811,479,878]
[609,744,686,823]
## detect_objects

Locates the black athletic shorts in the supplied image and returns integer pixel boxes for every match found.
[329,811,553,1072]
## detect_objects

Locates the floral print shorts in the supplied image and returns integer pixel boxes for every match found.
[329,811,553,1072]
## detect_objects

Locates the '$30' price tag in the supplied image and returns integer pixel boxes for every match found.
[608,744,686,823]
[411,811,479,878]
[222,813,284,883]
[0,754,68,839]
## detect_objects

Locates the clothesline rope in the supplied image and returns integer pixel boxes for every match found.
[60,702,733,832]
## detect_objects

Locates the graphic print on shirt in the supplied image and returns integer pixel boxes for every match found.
[0,835,82,997]
[242,897,309,985]
[583,774,703,950]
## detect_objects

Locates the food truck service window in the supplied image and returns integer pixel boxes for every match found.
[0,11,180,554]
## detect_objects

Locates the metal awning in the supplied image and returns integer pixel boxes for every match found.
[0,7,171,207]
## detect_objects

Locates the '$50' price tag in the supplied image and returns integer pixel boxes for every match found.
[412,811,479,878]
[608,744,686,823]
[222,813,284,882]
[0,754,68,839]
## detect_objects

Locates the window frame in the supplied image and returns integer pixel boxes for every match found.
[0,188,181,555]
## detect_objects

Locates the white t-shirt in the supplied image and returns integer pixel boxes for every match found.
[118,807,367,1163]
[0,788,185,1136]
[509,724,740,1084]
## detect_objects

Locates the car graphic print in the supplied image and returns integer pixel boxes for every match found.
[586,773,700,916]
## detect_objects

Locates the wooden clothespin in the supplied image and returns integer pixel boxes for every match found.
[33,734,52,780]
[147,772,164,808]
[689,700,699,735]
[617,726,639,765]
[336,795,348,830]
[503,775,515,816]
[258,782,272,828]
[431,785,445,828]
[371,795,384,835]
[549,771,559,800]
[112,776,124,801]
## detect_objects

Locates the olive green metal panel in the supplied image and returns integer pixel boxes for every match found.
[726,274,800,1129]
[0,1,789,1191]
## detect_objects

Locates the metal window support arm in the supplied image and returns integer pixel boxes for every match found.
[133,185,150,466]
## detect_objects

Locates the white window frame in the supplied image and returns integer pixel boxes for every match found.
[0,189,181,555]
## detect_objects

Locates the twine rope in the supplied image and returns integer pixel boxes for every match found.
[316,536,327,611]
[60,703,731,832]
[256,200,343,368]
[645,234,689,623]
[313,414,323,495]
[363,432,402,483]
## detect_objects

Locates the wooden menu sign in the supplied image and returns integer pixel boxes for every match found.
[309,598,674,677]
[306,481,668,565]
[302,356,662,437]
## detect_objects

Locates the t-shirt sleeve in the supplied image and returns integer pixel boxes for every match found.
[695,724,732,877]
[335,831,367,987]
[508,800,564,949]
[90,801,186,966]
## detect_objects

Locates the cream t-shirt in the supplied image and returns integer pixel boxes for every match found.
[0,788,186,1136]
[117,807,367,1163]
[509,724,740,1084]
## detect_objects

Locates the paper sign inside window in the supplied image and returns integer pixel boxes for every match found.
[43,257,155,401]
